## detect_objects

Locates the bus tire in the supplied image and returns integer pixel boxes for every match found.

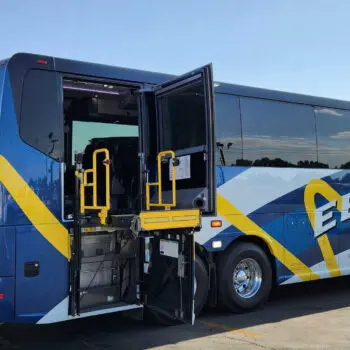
[218,242,272,313]
[194,254,209,316]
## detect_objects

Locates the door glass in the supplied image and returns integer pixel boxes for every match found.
[158,81,206,150]
[151,65,215,214]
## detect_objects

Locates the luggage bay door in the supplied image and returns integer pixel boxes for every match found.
[153,64,216,215]
[143,231,195,324]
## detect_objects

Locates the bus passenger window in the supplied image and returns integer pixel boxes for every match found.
[214,93,242,166]
[314,107,350,169]
[20,70,63,161]
[240,98,318,168]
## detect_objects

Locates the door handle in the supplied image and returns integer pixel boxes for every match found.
[24,262,40,277]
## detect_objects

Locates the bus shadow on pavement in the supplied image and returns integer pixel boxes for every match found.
[1,276,350,350]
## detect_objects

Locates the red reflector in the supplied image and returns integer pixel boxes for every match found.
[0,294,3,299]
[37,59,48,65]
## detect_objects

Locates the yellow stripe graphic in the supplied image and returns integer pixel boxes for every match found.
[304,179,341,277]
[217,194,319,281]
[317,235,340,277]
[0,155,70,260]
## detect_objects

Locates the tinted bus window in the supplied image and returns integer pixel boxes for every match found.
[240,98,318,167]
[159,81,206,150]
[214,93,242,166]
[315,107,350,169]
[20,70,63,161]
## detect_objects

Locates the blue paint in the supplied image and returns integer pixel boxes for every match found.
[203,230,243,251]
[15,313,45,324]
[275,261,295,284]
[15,225,68,319]
[0,70,62,226]
[216,166,248,187]
[0,277,15,322]
[0,65,68,324]
[0,227,15,276]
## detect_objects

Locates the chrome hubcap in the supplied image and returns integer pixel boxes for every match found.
[233,258,262,299]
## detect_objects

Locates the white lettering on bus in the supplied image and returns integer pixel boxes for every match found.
[314,192,350,238]
[340,193,350,222]
[314,200,336,238]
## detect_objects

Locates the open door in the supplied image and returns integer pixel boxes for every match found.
[138,64,215,324]
[155,64,216,215]
[140,64,216,216]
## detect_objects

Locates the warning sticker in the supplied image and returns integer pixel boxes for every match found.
[169,155,191,181]
[160,239,179,258]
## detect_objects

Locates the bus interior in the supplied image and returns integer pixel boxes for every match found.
[63,79,142,312]
[63,79,140,218]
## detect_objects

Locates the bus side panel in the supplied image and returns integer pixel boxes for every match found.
[199,166,350,285]
[0,227,15,276]
[0,277,15,322]
[0,61,16,323]
[0,69,62,226]
[0,227,15,322]
[0,67,69,323]
[15,225,69,323]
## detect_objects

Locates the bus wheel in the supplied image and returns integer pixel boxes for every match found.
[218,242,272,313]
[194,254,209,316]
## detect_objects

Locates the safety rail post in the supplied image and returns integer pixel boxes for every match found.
[145,150,177,211]
[76,148,111,225]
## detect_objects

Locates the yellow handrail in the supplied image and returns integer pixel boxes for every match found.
[78,148,111,225]
[146,150,176,211]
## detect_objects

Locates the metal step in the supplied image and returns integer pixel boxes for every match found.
[139,209,200,231]
[109,214,136,229]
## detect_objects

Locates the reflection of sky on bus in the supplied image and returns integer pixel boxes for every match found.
[72,121,138,162]
[315,108,350,168]
[215,96,350,168]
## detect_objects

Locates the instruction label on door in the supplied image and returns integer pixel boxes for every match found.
[159,239,179,258]
[169,155,191,181]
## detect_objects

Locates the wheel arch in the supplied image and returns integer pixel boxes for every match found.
[222,235,278,286]
[195,242,210,266]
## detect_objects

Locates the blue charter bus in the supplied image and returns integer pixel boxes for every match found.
[1,52,350,325]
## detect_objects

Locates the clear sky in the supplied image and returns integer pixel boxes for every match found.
[1,0,350,100]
